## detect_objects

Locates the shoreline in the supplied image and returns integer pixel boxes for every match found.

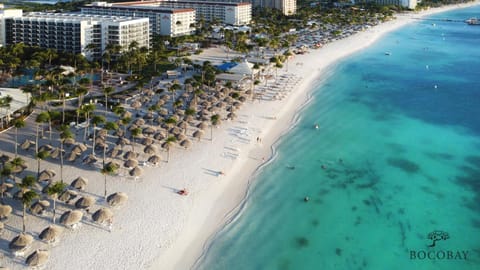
[154,2,480,270]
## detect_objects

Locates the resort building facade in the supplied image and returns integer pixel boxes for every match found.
[4,12,149,60]
[355,0,417,9]
[84,1,251,27]
[0,7,23,47]
[82,2,196,37]
[250,0,297,16]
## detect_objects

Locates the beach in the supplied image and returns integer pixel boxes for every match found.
[0,2,478,270]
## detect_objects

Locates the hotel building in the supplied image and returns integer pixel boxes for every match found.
[83,1,251,27]
[4,12,149,60]
[82,2,196,37]
[0,7,23,47]
[250,0,296,16]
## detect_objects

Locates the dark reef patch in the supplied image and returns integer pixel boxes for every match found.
[387,158,420,174]
[385,143,407,154]
[295,237,310,248]
[465,155,480,168]
[455,165,480,211]
[425,152,454,161]
[335,248,342,256]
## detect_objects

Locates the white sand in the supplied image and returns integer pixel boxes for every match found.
[0,3,477,269]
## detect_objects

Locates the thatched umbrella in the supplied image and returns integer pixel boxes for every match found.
[38,169,56,182]
[63,137,75,147]
[39,225,63,243]
[147,155,161,165]
[122,111,132,119]
[107,192,128,207]
[71,145,84,155]
[131,100,142,109]
[124,159,138,168]
[143,145,156,155]
[180,139,192,149]
[0,204,13,219]
[170,127,182,136]
[155,116,164,124]
[20,139,35,150]
[143,126,156,136]
[108,147,123,158]
[154,131,166,141]
[92,208,113,224]
[71,177,88,191]
[67,152,79,162]
[227,112,237,120]
[82,154,98,165]
[74,196,96,210]
[176,134,186,141]
[184,115,195,123]
[95,136,105,145]
[38,144,53,153]
[76,143,88,152]
[9,233,33,252]
[192,130,204,141]
[95,141,108,150]
[60,210,83,227]
[114,128,125,137]
[58,189,78,204]
[156,99,165,107]
[128,124,139,132]
[129,167,143,177]
[123,151,137,160]
[50,147,63,159]
[134,118,145,126]
[30,200,50,215]
[159,108,169,116]
[117,137,131,147]
[25,250,49,267]
[142,137,154,146]
[197,122,208,130]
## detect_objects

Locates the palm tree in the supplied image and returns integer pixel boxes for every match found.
[75,86,88,125]
[47,110,60,142]
[164,136,177,163]
[210,114,220,141]
[101,162,118,199]
[13,117,26,158]
[58,125,73,183]
[81,104,96,142]
[45,49,57,66]
[19,175,38,233]
[35,112,50,154]
[9,157,26,183]
[46,181,67,223]
[36,150,50,179]
[91,115,106,156]
[0,164,12,202]
[103,86,115,116]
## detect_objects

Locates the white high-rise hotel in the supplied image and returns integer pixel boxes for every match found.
[4,12,150,60]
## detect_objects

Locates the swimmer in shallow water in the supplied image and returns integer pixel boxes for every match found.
[286,165,295,170]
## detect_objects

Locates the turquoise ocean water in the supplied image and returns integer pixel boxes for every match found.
[197,6,480,270]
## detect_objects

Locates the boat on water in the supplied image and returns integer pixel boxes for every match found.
[385,52,391,56]
[465,18,480,25]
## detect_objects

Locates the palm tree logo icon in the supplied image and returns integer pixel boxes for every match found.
[427,231,449,247]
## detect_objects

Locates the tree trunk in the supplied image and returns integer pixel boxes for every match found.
[22,205,26,233]
[14,128,18,158]
[60,141,64,183]
[92,124,96,156]
[52,198,57,223]
[104,174,107,199]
